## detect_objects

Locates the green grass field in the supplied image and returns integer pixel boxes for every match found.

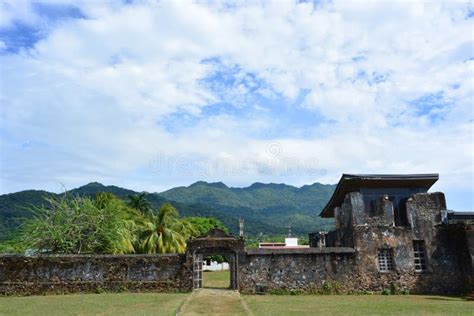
[244,295,473,316]
[0,272,471,316]
[203,270,231,289]
[0,292,188,316]
[1,291,471,316]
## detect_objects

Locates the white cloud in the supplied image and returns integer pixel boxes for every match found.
[0,0,472,210]
[0,1,37,28]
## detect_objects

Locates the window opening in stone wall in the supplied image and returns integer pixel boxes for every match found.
[391,196,409,226]
[363,196,378,216]
[378,249,394,272]
[413,240,427,272]
[360,188,412,226]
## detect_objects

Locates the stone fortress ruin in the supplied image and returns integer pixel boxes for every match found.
[1,174,473,295]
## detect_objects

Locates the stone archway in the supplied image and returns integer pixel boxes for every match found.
[186,228,245,290]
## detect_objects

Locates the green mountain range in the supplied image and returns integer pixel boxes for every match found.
[0,181,336,241]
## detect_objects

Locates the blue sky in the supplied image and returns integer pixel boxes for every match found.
[0,1,473,211]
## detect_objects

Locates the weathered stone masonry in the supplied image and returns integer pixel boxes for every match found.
[0,254,193,295]
[238,248,357,294]
[238,174,473,294]
[314,174,473,294]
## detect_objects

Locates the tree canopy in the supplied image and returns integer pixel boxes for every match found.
[127,193,152,216]
[137,203,196,254]
[2,192,229,255]
[186,217,228,236]
[20,193,140,254]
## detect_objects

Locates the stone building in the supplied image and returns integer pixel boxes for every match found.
[309,174,474,293]
[239,174,473,294]
[1,173,473,295]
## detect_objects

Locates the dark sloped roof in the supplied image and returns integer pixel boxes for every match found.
[447,211,474,221]
[319,174,439,218]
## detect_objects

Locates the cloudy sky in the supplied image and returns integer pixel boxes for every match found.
[0,0,473,211]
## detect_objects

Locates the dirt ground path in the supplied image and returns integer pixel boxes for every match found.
[177,289,253,316]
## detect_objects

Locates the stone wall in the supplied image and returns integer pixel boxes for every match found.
[238,248,357,294]
[309,191,472,295]
[351,225,469,294]
[466,225,474,290]
[0,254,192,295]
[238,243,469,295]
[326,193,356,247]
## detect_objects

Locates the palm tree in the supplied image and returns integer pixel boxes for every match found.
[127,193,152,216]
[137,203,196,254]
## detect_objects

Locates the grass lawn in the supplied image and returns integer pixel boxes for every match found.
[1,274,471,316]
[203,270,230,289]
[179,289,249,316]
[0,292,189,316]
[243,294,473,316]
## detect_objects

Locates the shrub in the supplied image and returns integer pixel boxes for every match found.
[389,282,399,295]
[20,194,141,254]
[382,288,391,295]
[360,290,374,295]
[319,281,342,294]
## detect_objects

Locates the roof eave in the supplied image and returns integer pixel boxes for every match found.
[319,173,439,218]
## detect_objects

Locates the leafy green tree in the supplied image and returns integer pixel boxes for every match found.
[127,193,152,216]
[187,217,229,263]
[93,192,141,253]
[94,192,116,209]
[137,203,196,254]
[5,190,233,256]
[186,217,228,237]
[20,193,140,254]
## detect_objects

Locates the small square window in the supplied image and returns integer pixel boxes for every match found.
[378,249,394,272]
[413,240,427,272]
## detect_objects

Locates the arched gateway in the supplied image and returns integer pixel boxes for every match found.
[186,228,245,290]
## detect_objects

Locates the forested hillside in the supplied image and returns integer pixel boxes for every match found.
[0,181,335,241]
[159,181,336,236]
